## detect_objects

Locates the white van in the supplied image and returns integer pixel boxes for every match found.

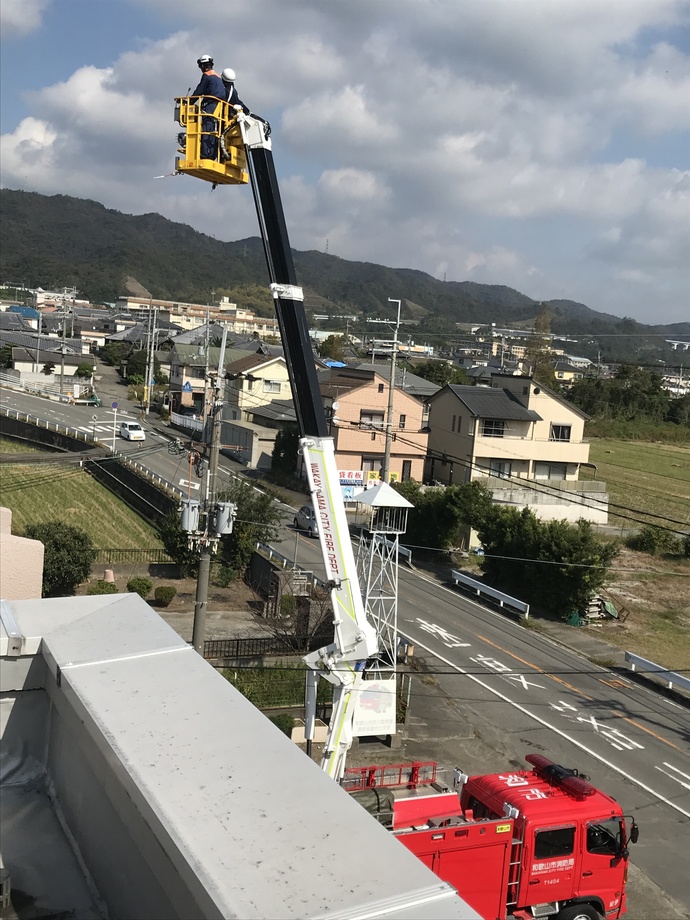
[120,421,146,442]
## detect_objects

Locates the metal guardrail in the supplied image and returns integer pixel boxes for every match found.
[94,548,172,564]
[624,652,690,692]
[451,569,530,619]
[203,635,303,660]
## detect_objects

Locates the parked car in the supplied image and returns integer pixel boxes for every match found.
[119,421,146,442]
[293,504,318,537]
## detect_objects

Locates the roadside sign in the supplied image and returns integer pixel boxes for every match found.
[111,401,118,409]
[182,382,193,392]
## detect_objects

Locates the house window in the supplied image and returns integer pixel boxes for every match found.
[402,460,412,481]
[557,372,564,379]
[360,411,385,429]
[490,460,512,479]
[481,419,505,438]
[534,462,567,480]
[398,414,406,429]
[378,383,385,393]
[362,456,383,479]
[523,386,529,396]
[263,380,281,394]
[452,415,456,432]
[550,424,572,442]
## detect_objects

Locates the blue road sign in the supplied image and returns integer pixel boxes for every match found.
[111,401,118,409]
[182,382,193,392]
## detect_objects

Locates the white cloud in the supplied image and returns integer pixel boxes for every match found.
[0,0,50,38]
[1,0,689,323]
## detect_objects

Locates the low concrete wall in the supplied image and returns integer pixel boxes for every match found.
[490,483,609,524]
[87,456,177,523]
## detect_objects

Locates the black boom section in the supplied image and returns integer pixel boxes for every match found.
[247,146,328,439]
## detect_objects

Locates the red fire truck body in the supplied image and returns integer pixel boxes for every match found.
[350,754,637,920]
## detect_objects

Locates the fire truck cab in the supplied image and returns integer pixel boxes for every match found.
[458,754,638,920]
[350,754,638,920]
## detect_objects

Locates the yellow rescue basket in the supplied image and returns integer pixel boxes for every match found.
[174,96,248,186]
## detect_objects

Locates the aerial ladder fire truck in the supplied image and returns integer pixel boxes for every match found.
[174,96,639,920]
[174,95,378,782]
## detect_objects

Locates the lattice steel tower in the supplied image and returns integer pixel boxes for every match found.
[356,482,413,678]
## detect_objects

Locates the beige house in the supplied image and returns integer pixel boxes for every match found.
[224,353,291,422]
[320,367,428,484]
[425,375,608,523]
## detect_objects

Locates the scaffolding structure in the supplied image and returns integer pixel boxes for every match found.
[356,482,413,678]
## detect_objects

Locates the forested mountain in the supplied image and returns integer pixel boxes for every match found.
[2,189,687,364]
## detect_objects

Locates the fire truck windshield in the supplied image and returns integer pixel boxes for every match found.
[587,817,623,856]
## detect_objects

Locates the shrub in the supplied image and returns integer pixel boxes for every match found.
[87,580,119,595]
[684,533,690,558]
[279,593,296,618]
[268,713,295,737]
[626,525,680,555]
[127,576,152,599]
[154,585,177,607]
[215,563,238,587]
[24,520,97,597]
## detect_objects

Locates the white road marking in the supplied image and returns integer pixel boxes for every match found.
[401,632,690,818]
[655,763,690,790]
[416,619,471,648]
[505,673,545,691]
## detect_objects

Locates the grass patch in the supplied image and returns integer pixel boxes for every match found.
[1,462,163,550]
[596,549,690,671]
[0,436,44,454]
[587,438,690,530]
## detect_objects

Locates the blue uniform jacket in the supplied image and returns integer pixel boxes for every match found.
[192,70,225,101]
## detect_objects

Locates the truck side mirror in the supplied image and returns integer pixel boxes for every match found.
[630,822,639,844]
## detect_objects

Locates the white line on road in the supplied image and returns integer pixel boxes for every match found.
[655,763,690,790]
[404,632,690,818]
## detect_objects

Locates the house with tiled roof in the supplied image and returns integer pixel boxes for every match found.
[319,367,429,485]
[425,374,608,523]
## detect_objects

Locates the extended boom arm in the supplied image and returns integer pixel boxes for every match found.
[236,112,378,781]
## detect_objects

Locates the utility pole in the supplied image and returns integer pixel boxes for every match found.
[144,307,157,415]
[190,327,236,655]
[382,298,401,483]
[59,288,67,395]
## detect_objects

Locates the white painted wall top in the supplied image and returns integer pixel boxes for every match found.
[1,594,476,920]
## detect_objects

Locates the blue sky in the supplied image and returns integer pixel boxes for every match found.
[1,0,689,325]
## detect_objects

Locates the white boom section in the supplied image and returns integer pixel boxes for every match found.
[301,436,378,781]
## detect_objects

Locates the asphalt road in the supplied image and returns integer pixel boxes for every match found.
[2,383,690,916]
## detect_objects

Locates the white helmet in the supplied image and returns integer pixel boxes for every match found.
[197,54,213,66]
[222,67,236,84]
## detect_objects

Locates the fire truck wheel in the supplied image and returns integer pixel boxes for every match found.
[556,905,601,920]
